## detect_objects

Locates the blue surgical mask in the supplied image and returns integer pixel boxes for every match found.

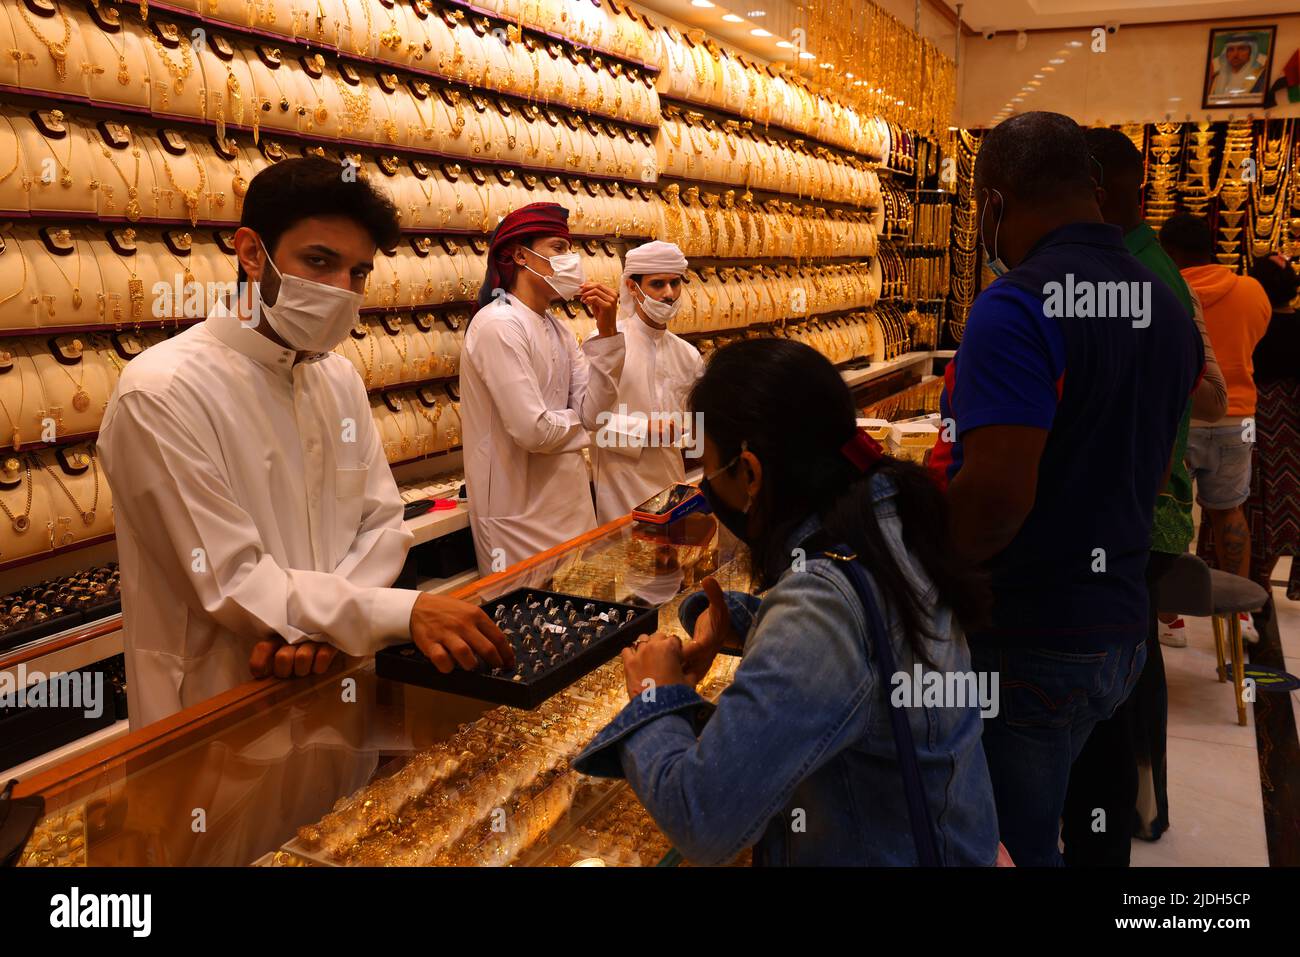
[981,188,1009,277]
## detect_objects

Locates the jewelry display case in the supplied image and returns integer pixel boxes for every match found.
[13,510,754,866]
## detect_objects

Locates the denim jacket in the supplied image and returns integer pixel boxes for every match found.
[573,473,999,866]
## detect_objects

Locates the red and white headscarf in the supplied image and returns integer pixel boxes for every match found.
[477,202,571,308]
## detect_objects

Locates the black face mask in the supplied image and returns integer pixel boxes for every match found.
[700,452,751,543]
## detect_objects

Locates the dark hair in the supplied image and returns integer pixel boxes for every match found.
[975,111,1095,204]
[1084,127,1144,186]
[1249,257,1300,307]
[1158,212,1214,262]
[239,156,401,276]
[690,338,990,661]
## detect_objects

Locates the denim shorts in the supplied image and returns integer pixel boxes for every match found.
[1185,425,1253,510]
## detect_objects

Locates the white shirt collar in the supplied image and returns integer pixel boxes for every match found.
[204,300,323,375]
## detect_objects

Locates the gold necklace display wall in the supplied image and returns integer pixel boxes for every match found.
[0,0,945,585]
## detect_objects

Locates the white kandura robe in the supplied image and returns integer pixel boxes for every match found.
[460,292,625,574]
[590,316,704,524]
[97,303,418,730]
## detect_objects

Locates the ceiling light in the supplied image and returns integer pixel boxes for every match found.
[776,40,792,48]
[1042,66,1055,72]
[800,51,816,60]
[750,28,772,37]
[1033,73,1044,79]
[691,0,714,6]
[722,13,742,22]
[845,71,855,78]
[1012,96,1024,102]
[1068,40,1083,47]
[748,9,766,16]
[1049,57,1064,64]
[1168,95,1182,102]
[818,61,832,68]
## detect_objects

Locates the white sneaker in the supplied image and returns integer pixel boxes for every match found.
[1240,613,1260,645]
[1158,617,1187,648]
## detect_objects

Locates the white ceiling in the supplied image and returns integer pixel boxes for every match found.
[633,0,803,63]
[943,0,1295,34]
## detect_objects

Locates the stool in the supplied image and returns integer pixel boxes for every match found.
[1153,553,1268,726]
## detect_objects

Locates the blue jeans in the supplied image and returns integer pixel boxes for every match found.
[970,639,1148,867]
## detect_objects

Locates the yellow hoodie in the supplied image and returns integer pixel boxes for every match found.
[1180,264,1271,419]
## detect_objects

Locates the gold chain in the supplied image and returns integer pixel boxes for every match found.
[40,450,100,526]
[0,457,33,532]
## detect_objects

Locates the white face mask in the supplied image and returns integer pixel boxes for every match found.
[634,282,682,325]
[521,246,584,300]
[253,244,364,353]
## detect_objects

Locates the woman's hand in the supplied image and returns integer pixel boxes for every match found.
[622,632,686,701]
[680,577,734,686]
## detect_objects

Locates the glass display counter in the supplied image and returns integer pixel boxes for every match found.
[13,511,753,868]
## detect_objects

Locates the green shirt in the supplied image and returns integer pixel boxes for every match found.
[1125,223,1195,555]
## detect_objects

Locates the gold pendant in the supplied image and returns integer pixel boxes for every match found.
[232,175,248,198]
[72,289,82,309]
[60,169,72,188]
[10,431,20,452]
[73,389,90,412]
[13,515,28,533]
[82,509,95,526]
[118,58,130,86]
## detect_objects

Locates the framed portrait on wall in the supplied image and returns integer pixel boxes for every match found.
[1203,26,1277,108]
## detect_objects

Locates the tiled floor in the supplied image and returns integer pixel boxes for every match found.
[1130,557,1296,867]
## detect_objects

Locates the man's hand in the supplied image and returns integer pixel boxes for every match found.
[621,631,686,701]
[249,637,339,679]
[680,577,734,686]
[579,281,619,337]
[410,593,515,674]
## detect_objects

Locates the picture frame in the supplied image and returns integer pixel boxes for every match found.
[1203,25,1277,108]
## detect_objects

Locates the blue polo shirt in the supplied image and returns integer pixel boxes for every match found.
[932,222,1203,649]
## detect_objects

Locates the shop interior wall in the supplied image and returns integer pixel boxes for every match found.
[956,13,1300,129]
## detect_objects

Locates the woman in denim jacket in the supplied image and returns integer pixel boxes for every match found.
[574,339,1001,865]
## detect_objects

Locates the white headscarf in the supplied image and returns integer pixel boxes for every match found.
[619,240,689,320]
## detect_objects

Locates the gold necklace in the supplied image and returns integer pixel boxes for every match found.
[37,233,84,310]
[349,327,375,384]
[0,236,30,311]
[0,457,33,532]
[41,451,100,526]
[148,28,194,99]
[51,341,90,411]
[341,1,373,55]
[100,16,132,87]
[39,120,76,189]
[333,75,372,134]
[0,342,28,452]
[0,119,21,187]
[17,1,72,81]
[101,143,143,222]
[163,151,208,227]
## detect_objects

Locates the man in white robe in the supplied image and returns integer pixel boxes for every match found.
[98,157,512,728]
[591,241,704,524]
[460,203,623,574]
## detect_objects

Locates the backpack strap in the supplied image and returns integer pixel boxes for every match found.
[816,542,942,867]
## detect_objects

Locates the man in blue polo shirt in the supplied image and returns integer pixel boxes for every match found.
[931,112,1202,866]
